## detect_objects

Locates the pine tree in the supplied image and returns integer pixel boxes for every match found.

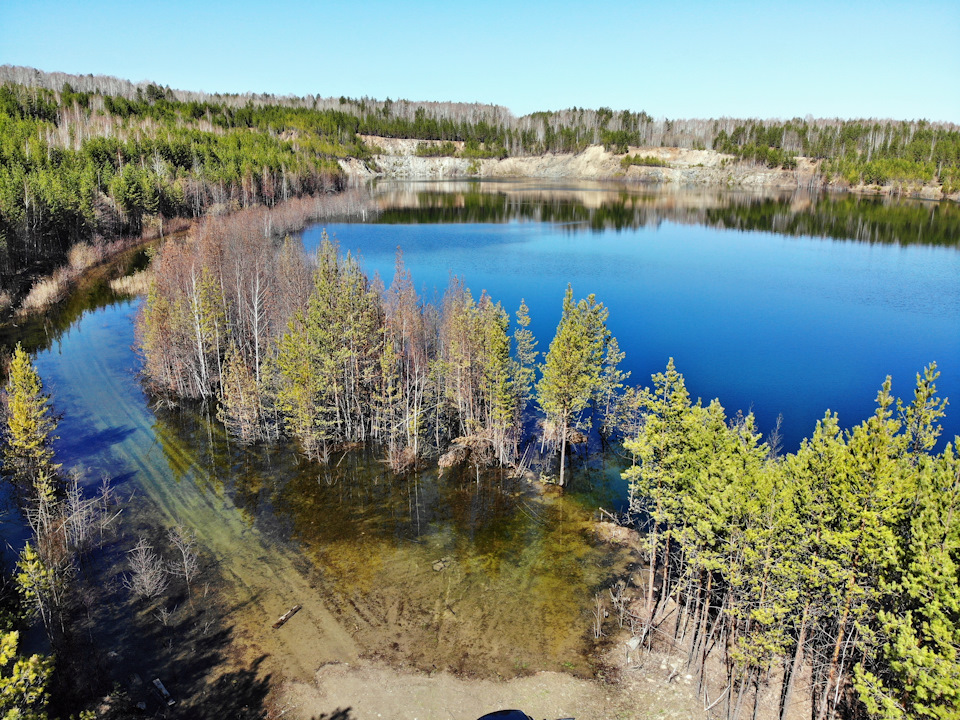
[536,285,609,487]
[1,344,60,495]
[853,368,958,719]
[512,298,538,411]
[622,358,697,630]
[217,344,263,443]
[0,629,52,720]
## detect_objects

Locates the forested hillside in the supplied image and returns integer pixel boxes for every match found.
[2,64,958,297]
[0,80,349,286]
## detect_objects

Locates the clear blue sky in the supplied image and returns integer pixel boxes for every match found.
[2,0,958,121]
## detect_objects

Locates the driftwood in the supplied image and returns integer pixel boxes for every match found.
[388,446,417,474]
[438,444,470,469]
[538,419,587,446]
[272,604,302,629]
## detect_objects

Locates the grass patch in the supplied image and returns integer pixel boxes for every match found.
[110,270,153,297]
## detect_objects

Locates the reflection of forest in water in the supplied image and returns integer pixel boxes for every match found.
[5,185,955,361]
[0,245,151,357]
[371,181,960,248]
[149,403,633,678]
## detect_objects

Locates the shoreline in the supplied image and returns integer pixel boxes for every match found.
[344,137,960,203]
[0,189,379,327]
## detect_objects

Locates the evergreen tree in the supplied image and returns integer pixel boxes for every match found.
[1,344,59,495]
[512,299,538,410]
[536,285,609,487]
[217,344,263,443]
[0,629,52,720]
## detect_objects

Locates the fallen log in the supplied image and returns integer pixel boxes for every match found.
[272,604,302,629]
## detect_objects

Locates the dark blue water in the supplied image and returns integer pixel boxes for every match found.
[306,202,960,452]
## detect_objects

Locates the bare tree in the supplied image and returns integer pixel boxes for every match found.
[123,537,168,599]
[167,525,200,598]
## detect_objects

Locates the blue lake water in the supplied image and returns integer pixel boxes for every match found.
[306,183,960,451]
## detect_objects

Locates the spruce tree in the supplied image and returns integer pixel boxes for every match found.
[1,344,60,495]
[537,285,609,487]
[0,628,52,720]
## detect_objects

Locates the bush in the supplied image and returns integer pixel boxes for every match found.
[19,273,68,313]
[459,141,506,159]
[415,141,457,157]
[621,154,667,169]
[67,241,101,272]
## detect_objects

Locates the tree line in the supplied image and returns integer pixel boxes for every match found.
[0,82,349,287]
[713,119,960,185]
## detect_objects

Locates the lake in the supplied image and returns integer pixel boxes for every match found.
[5,181,959,702]
[309,181,960,451]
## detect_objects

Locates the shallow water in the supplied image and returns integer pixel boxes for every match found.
[27,294,631,682]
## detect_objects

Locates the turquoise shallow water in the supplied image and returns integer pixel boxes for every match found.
[25,281,631,680]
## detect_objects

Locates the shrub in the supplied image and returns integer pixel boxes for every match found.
[19,273,68,313]
[621,154,667,168]
[67,242,101,272]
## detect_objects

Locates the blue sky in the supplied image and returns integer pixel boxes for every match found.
[2,0,957,121]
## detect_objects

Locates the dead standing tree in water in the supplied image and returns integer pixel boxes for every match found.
[167,525,200,600]
[123,537,168,600]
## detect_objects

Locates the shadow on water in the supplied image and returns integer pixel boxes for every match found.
[44,524,274,720]
[58,419,139,458]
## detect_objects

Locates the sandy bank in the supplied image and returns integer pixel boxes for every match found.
[280,653,702,720]
[343,137,817,191]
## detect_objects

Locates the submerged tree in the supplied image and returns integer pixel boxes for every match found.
[536,285,614,487]
[274,234,384,460]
